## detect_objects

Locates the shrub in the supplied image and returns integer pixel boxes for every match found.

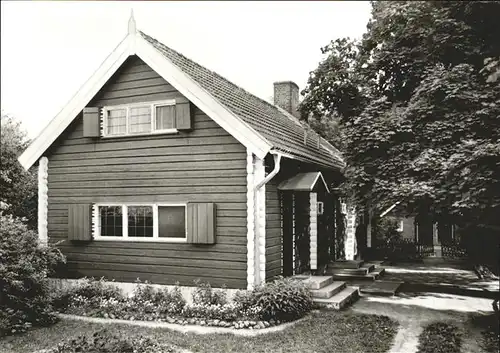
[417,322,462,353]
[130,281,186,316]
[0,212,66,336]
[53,277,124,312]
[233,289,257,312]
[182,303,240,321]
[192,279,227,306]
[47,329,179,353]
[251,277,312,322]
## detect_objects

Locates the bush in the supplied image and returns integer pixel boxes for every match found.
[182,303,240,321]
[130,281,186,315]
[0,212,66,336]
[250,277,313,322]
[53,277,124,312]
[47,329,179,353]
[417,322,462,353]
[192,279,227,306]
[55,278,186,319]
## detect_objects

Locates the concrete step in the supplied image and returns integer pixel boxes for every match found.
[329,264,375,275]
[329,260,364,269]
[294,275,333,290]
[328,268,385,281]
[311,281,346,299]
[360,280,403,296]
[313,287,359,310]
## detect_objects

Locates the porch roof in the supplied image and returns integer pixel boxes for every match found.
[277,172,329,193]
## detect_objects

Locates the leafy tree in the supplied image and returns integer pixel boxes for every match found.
[299,1,500,228]
[0,112,37,227]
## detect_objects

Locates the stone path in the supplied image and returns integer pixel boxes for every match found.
[352,294,495,353]
[383,262,499,294]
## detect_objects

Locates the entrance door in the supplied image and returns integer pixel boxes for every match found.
[294,192,311,274]
[281,191,310,276]
[317,193,335,268]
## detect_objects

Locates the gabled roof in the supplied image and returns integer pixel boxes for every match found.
[18,17,344,171]
[140,32,344,171]
[277,172,330,192]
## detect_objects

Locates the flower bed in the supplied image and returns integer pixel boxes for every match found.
[416,322,462,353]
[52,277,312,330]
[45,328,179,353]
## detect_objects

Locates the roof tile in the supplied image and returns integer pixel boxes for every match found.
[141,31,345,170]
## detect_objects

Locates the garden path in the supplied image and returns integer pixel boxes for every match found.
[352,294,495,353]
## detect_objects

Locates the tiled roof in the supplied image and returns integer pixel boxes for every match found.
[141,32,345,170]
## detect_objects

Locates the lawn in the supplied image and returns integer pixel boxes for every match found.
[0,310,398,353]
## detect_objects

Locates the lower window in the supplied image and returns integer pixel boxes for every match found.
[95,204,186,242]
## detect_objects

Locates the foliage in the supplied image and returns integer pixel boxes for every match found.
[55,279,187,319]
[250,277,313,322]
[53,277,124,312]
[299,1,500,229]
[181,303,240,321]
[372,217,402,245]
[0,113,37,228]
[192,279,227,306]
[46,329,179,353]
[130,281,186,315]
[417,322,462,353]
[0,212,66,336]
[1,311,399,353]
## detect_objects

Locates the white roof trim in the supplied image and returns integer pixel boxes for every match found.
[18,35,133,170]
[312,172,330,193]
[18,31,272,170]
[135,36,271,159]
[380,201,401,218]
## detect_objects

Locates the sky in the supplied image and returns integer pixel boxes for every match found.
[1,1,371,138]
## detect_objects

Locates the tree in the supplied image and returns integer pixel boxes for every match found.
[0,112,37,227]
[299,1,500,227]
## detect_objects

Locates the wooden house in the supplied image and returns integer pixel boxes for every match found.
[19,14,356,290]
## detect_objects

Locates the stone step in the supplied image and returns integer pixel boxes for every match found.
[360,280,403,296]
[328,268,385,281]
[329,264,375,275]
[294,275,333,290]
[329,260,364,269]
[310,281,346,299]
[313,287,359,310]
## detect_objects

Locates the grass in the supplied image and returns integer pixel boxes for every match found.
[416,322,462,353]
[467,312,500,353]
[0,310,399,353]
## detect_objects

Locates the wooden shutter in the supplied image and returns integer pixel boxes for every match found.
[187,203,216,244]
[175,100,192,130]
[68,204,92,241]
[83,107,100,137]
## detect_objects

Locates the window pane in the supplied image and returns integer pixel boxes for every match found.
[155,105,175,130]
[99,206,123,237]
[129,106,151,134]
[158,206,185,238]
[128,206,153,238]
[107,109,127,135]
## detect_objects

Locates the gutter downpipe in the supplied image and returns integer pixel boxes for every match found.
[255,152,282,190]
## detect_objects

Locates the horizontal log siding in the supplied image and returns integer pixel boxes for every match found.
[265,177,282,280]
[46,56,248,288]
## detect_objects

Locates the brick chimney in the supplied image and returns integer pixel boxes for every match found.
[273,81,300,118]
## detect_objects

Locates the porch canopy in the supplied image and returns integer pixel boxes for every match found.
[277,172,329,193]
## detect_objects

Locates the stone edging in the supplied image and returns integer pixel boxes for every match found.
[57,313,305,337]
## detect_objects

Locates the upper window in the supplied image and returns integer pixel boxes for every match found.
[104,100,176,137]
[94,204,186,242]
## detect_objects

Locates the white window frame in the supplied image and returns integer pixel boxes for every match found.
[397,219,404,232]
[317,201,324,215]
[102,99,178,138]
[93,203,187,243]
